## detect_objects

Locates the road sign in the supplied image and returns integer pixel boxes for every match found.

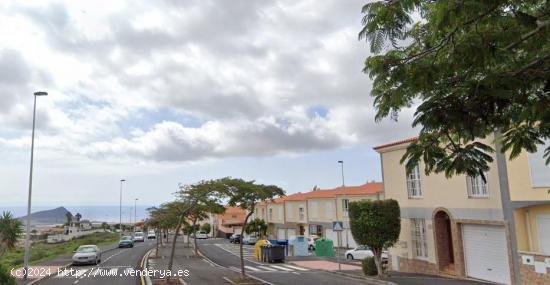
[332,221,343,232]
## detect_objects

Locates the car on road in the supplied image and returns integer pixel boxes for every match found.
[133,231,145,242]
[242,235,258,245]
[72,245,101,265]
[196,231,208,239]
[147,231,156,239]
[118,236,134,248]
[345,245,389,260]
[229,233,242,243]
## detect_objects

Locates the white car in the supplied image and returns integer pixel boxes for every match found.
[72,245,101,265]
[133,232,145,242]
[242,235,258,245]
[195,231,208,239]
[345,246,389,260]
[307,236,319,250]
[147,231,156,239]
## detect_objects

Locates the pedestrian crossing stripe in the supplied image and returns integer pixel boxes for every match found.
[282,265,309,271]
[256,266,277,272]
[233,264,309,273]
[269,265,293,271]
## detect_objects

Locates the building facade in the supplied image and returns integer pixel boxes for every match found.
[254,182,384,248]
[375,137,549,285]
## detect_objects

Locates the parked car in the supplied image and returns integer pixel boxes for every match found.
[133,232,145,242]
[242,235,258,245]
[72,245,101,265]
[147,231,156,239]
[345,245,389,260]
[307,236,319,250]
[196,231,208,239]
[118,236,134,248]
[229,233,242,243]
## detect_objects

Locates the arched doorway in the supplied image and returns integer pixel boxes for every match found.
[434,210,455,274]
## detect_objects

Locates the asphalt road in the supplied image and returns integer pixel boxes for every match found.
[197,238,371,285]
[37,239,155,285]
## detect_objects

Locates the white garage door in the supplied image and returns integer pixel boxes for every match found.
[463,224,511,284]
[325,229,338,245]
[536,215,550,254]
[277,229,285,240]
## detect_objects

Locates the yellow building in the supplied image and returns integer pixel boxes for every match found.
[375,137,549,285]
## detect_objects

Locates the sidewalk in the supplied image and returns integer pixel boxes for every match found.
[148,238,246,284]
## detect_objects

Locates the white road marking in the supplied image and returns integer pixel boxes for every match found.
[269,265,293,271]
[282,265,309,271]
[256,266,277,272]
[245,265,261,271]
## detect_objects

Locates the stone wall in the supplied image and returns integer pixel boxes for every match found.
[519,252,550,285]
[390,256,438,276]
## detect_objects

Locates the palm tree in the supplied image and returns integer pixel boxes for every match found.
[75,213,82,227]
[0,211,23,257]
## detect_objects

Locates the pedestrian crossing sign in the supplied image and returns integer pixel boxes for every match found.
[332,221,343,231]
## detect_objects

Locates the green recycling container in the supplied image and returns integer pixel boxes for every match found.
[314,238,334,257]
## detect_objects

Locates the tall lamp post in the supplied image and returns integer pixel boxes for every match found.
[337,160,345,186]
[23,91,48,281]
[134,198,138,232]
[119,179,125,235]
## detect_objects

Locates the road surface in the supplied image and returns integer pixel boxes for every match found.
[37,239,155,285]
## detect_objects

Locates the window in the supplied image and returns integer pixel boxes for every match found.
[308,224,323,236]
[261,209,265,219]
[406,164,422,198]
[411,218,428,258]
[268,208,273,220]
[467,174,488,197]
[309,201,318,218]
[299,207,304,220]
[342,199,349,216]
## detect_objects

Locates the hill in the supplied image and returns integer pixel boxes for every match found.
[18,206,71,225]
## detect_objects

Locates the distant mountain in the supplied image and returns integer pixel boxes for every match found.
[18,206,71,225]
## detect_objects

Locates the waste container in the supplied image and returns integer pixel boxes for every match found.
[266,245,285,263]
[314,238,334,257]
[255,239,271,260]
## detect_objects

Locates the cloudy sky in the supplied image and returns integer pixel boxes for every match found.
[0,0,417,208]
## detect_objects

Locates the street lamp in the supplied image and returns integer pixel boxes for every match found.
[119,179,125,235]
[23,91,48,280]
[337,160,345,186]
[134,198,138,232]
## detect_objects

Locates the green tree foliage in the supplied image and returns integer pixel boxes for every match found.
[0,211,23,258]
[0,263,17,285]
[219,178,284,278]
[244,218,267,237]
[200,223,211,234]
[360,0,550,177]
[362,257,378,276]
[349,200,400,278]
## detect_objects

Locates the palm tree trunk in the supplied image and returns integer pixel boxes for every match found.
[155,229,159,256]
[240,211,253,279]
[167,217,183,282]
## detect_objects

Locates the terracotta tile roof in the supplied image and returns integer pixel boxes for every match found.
[257,182,383,205]
[373,137,417,151]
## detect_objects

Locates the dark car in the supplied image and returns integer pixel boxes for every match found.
[229,233,242,243]
[118,236,134,248]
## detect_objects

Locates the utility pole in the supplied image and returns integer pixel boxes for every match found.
[119,179,125,235]
[23,91,47,281]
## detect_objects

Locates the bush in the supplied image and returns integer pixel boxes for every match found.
[0,263,17,285]
[362,257,378,276]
